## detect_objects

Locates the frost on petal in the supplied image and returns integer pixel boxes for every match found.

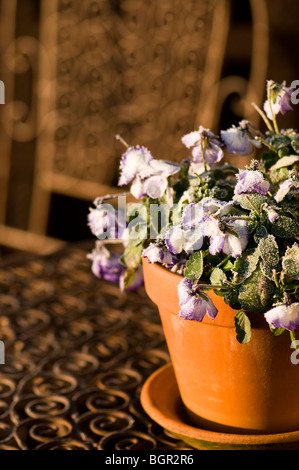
[178,277,193,306]
[165,226,185,254]
[182,203,204,229]
[181,130,200,149]
[274,178,299,202]
[223,220,249,258]
[235,170,271,196]
[130,176,146,199]
[88,205,116,239]
[118,146,153,185]
[144,175,168,199]
[202,216,224,255]
[264,303,299,331]
[203,142,224,165]
[87,245,124,283]
[178,279,218,321]
[148,159,180,177]
[221,127,254,156]
[183,228,204,253]
[179,296,207,321]
[142,244,165,264]
[142,243,178,267]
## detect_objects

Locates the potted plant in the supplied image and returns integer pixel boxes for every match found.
[87,80,299,435]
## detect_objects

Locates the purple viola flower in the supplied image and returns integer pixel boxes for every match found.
[125,156,180,200]
[274,175,299,202]
[221,121,258,156]
[264,303,299,331]
[88,204,116,239]
[118,146,153,186]
[263,81,293,120]
[234,169,271,196]
[142,243,178,267]
[181,126,223,165]
[87,244,125,283]
[202,217,248,258]
[178,277,218,321]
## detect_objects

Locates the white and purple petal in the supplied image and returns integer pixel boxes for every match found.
[274,178,299,202]
[234,170,271,196]
[165,226,185,254]
[88,205,116,239]
[118,146,153,186]
[264,303,299,331]
[148,159,180,177]
[222,220,249,258]
[183,228,204,254]
[130,176,146,199]
[144,175,168,199]
[221,127,254,156]
[182,203,204,229]
[178,278,218,321]
[87,246,125,283]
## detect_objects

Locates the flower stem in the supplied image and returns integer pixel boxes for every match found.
[251,102,274,133]
[290,330,299,350]
[224,216,252,222]
[245,195,260,214]
[267,87,280,135]
[115,134,130,148]
[200,136,208,173]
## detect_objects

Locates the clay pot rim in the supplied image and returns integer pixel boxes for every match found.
[142,257,270,329]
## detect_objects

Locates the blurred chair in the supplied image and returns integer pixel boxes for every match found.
[0,0,269,256]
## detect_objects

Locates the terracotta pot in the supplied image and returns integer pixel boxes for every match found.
[142,258,299,434]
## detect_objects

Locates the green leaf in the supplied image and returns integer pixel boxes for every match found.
[122,269,136,289]
[121,241,144,270]
[253,225,268,243]
[272,216,299,239]
[233,193,270,211]
[282,243,299,280]
[269,326,285,337]
[222,259,234,271]
[184,251,204,281]
[291,139,299,154]
[270,155,299,171]
[238,266,274,312]
[210,267,227,286]
[260,260,274,281]
[232,248,260,284]
[258,234,280,267]
[234,310,252,344]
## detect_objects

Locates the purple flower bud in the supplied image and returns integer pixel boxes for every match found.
[234,170,271,196]
[178,278,218,321]
[264,303,299,331]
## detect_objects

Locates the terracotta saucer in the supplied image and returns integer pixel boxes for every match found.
[140,363,299,450]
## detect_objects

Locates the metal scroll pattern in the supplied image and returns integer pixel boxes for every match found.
[0,243,192,450]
